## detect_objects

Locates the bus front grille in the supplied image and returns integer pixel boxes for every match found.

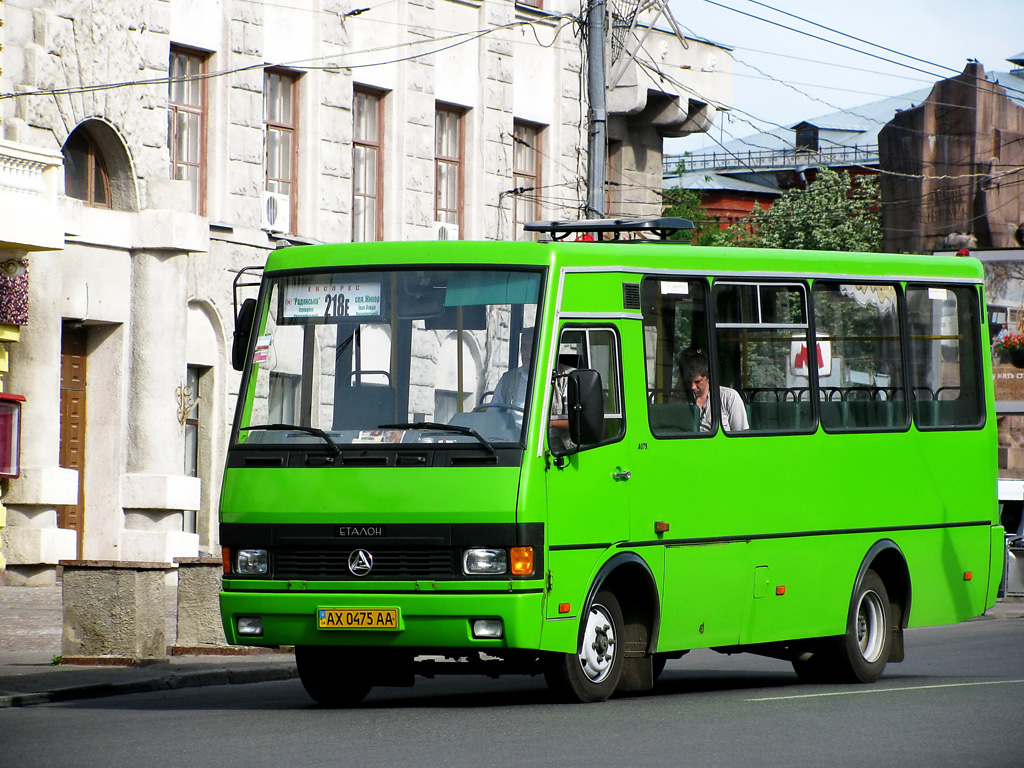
[274,547,455,579]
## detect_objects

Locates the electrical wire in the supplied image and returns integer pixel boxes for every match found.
[699,0,1024,101]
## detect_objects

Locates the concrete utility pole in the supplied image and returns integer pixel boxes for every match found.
[586,0,607,219]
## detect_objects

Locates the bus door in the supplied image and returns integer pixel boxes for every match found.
[543,324,631,618]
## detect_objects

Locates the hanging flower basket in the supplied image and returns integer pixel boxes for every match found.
[995,333,1024,368]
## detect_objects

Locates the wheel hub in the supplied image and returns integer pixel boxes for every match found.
[579,604,616,683]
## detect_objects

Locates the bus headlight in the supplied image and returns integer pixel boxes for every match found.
[472,619,504,638]
[463,548,507,575]
[237,617,263,636]
[235,548,268,575]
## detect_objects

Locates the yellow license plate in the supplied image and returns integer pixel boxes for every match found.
[317,608,400,630]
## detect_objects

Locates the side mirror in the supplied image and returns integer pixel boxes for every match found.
[231,297,257,372]
[551,369,604,456]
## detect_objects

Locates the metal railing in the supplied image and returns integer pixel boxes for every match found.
[663,144,879,176]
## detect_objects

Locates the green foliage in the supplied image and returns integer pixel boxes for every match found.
[661,187,731,247]
[731,169,881,252]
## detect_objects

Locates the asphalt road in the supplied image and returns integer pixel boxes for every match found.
[1,618,1021,768]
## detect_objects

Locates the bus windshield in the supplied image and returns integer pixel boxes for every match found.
[237,267,542,449]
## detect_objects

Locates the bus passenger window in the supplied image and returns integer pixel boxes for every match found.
[812,282,906,431]
[713,281,813,433]
[906,284,983,428]
[640,277,710,437]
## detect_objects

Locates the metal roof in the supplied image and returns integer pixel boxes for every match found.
[990,70,1024,109]
[664,171,779,194]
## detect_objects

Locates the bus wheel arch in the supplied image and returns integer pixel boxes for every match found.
[545,552,661,701]
[861,539,912,662]
[793,542,909,684]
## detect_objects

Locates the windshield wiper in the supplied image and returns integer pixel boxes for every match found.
[380,422,495,455]
[241,424,341,456]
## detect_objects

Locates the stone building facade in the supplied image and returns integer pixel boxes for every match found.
[0,0,730,585]
[879,59,1024,255]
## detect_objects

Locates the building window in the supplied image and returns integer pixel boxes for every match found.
[168,47,207,214]
[63,129,111,208]
[517,0,542,7]
[513,121,542,241]
[265,69,299,233]
[353,87,384,242]
[269,372,301,423]
[183,366,204,534]
[435,105,464,232]
[795,124,818,152]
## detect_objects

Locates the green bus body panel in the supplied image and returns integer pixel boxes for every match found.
[221,467,520,525]
[222,240,1000,660]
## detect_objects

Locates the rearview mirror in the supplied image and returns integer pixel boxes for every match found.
[231,297,257,371]
[551,369,604,456]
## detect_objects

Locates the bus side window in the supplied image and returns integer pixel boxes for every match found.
[812,282,906,432]
[713,281,813,433]
[550,327,624,450]
[640,277,710,437]
[906,284,984,428]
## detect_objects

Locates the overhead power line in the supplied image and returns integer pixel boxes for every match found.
[699,0,1024,101]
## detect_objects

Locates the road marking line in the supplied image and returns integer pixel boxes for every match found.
[748,679,1024,702]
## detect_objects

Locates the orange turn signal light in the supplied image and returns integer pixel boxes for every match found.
[511,546,534,576]
[964,571,973,581]
[558,603,571,614]
[776,585,786,596]
[222,547,231,575]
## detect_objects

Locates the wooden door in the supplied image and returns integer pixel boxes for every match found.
[57,324,86,559]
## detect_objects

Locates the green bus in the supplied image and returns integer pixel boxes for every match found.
[220,218,1003,704]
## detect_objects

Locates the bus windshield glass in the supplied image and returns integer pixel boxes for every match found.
[237,267,542,449]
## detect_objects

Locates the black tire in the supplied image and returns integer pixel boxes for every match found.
[545,590,625,702]
[652,654,668,682]
[791,647,831,684]
[295,646,373,706]
[792,569,892,684]
[837,569,892,683]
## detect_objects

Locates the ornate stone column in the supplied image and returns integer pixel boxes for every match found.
[119,249,201,562]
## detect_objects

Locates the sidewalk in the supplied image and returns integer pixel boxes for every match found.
[0,584,296,708]
[0,584,1021,708]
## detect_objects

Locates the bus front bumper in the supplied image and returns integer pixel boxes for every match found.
[220,588,545,650]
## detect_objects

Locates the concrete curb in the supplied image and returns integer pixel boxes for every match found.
[0,663,299,709]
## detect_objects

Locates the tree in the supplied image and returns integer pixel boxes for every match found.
[661,187,731,246]
[731,169,881,252]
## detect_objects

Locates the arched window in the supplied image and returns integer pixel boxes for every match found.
[63,128,111,208]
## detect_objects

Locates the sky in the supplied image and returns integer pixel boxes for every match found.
[662,0,1023,156]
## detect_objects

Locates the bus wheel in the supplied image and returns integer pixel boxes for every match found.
[794,569,892,684]
[295,645,373,706]
[839,569,892,682]
[545,590,624,702]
